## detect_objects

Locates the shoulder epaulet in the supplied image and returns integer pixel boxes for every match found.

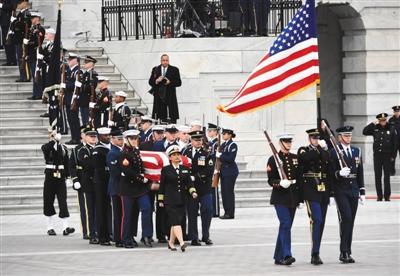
[298,147,307,154]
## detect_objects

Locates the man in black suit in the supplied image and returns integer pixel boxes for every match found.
[148,54,182,124]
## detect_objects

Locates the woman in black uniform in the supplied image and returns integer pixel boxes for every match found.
[158,145,198,252]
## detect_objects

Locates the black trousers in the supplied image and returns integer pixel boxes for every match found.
[111,195,122,243]
[155,194,169,240]
[65,104,81,141]
[254,0,270,35]
[77,190,88,237]
[43,175,69,218]
[373,152,391,200]
[221,174,238,217]
[211,186,220,217]
[1,23,16,64]
[240,0,255,33]
[390,145,400,174]
[84,191,96,238]
[335,193,358,255]
[94,181,111,243]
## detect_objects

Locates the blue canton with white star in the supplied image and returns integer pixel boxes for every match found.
[269,0,316,56]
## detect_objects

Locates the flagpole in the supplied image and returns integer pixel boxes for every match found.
[316,79,321,130]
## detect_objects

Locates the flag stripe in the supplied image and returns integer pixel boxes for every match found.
[226,74,319,114]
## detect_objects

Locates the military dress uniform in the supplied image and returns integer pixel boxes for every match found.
[139,116,154,142]
[182,131,214,245]
[69,137,89,239]
[363,113,398,201]
[93,87,112,129]
[77,131,97,243]
[209,134,220,217]
[92,129,112,245]
[297,128,332,265]
[64,56,81,143]
[111,97,131,131]
[389,106,400,175]
[80,59,98,126]
[119,129,153,248]
[330,126,365,263]
[106,130,124,247]
[218,129,239,219]
[41,137,74,236]
[267,134,299,265]
[13,7,31,81]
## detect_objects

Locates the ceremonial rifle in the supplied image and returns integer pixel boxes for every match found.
[321,119,348,168]
[211,116,221,188]
[263,130,288,181]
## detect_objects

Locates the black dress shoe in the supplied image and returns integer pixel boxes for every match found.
[219,214,234,219]
[142,237,153,247]
[132,238,138,247]
[201,238,213,245]
[115,242,124,248]
[65,140,80,145]
[83,234,90,240]
[158,238,168,244]
[180,243,188,252]
[347,255,355,263]
[16,79,30,82]
[27,96,38,100]
[311,254,323,265]
[89,237,99,244]
[191,239,202,246]
[40,112,49,118]
[47,229,56,236]
[100,241,111,246]
[63,227,75,236]
[377,197,383,201]
[339,252,350,263]
[124,243,134,248]
[274,259,284,265]
[282,256,296,265]
[384,198,391,201]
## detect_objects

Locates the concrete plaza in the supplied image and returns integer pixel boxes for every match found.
[1,201,399,276]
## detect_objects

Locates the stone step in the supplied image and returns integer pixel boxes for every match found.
[0,191,78,205]
[0,135,47,145]
[234,187,271,198]
[0,117,49,127]
[0,175,44,186]
[0,166,43,176]
[0,156,43,166]
[68,47,104,57]
[0,184,44,195]
[0,91,37,100]
[0,108,46,118]
[0,126,48,136]
[0,99,47,109]
[0,203,79,215]
[0,65,19,75]
[238,170,268,179]
[0,146,43,158]
[234,197,269,208]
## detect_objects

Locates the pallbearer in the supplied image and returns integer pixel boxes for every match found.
[266,133,299,265]
[330,126,365,263]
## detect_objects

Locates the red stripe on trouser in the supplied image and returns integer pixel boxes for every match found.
[120,196,125,241]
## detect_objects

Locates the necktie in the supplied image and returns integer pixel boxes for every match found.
[162,67,165,77]
[346,148,351,159]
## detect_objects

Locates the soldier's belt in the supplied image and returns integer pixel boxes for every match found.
[76,166,83,170]
[46,165,65,170]
[343,174,357,179]
[303,172,326,179]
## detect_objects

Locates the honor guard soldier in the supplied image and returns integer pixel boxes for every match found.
[13,1,31,82]
[389,106,400,175]
[153,124,179,152]
[363,113,398,201]
[64,52,81,145]
[1,0,17,66]
[106,129,125,247]
[297,128,333,265]
[139,115,154,142]
[80,55,98,126]
[119,129,153,248]
[69,127,89,239]
[207,123,220,217]
[330,126,365,263]
[92,76,112,129]
[92,127,112,245]
[217,128,239,220]
[78,127,98,244]
[177,125,191,151]
[26,11,45,100]
[108,91,131,131]
[267,134,300,266]
[42,130,75,236]
[182,131,214,246]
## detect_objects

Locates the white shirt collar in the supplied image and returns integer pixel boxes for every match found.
[114,102,125,110]
[100,141,111,150]
[70,64,78,70]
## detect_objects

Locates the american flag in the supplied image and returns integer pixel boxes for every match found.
[141,151,192,182]
[218,0,319,115]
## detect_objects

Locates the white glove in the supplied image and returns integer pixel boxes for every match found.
[216,152,222,158]
[318,139,327,150]
[37,53,44,60]
[297,202,304,209]
[339,167,351,177]
[0,3,4,8]
[66,179,73,187]
[54,133,62,142]
[10,16,16,23]
[279,179,291,189]
[60,82,66,89]
[89,102,96,108]
[329,197,336,207]
[23,38,29,45]
[359,195,366,205]
[107,120,115,127]
[143,177,149,183]
[73,182,81,190]
[190,176,195,181]
[74,80,82,88]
